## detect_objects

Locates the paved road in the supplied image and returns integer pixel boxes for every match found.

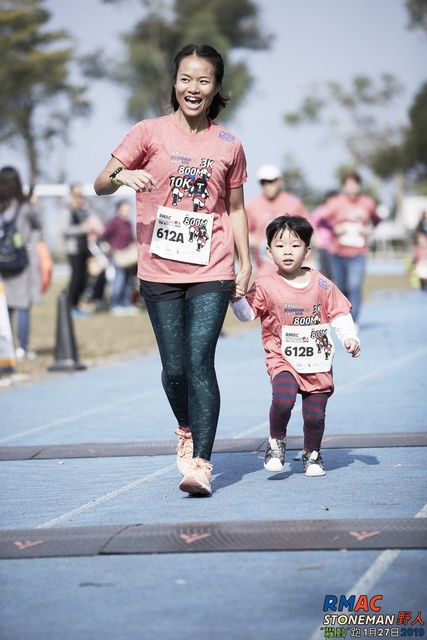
[0,287,426,640]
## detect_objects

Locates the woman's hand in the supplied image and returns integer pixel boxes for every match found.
[226,186,252,302]
[231,267,252,301]
[333,223,347,237]
[118,169,159,193]
[94,159,159,196]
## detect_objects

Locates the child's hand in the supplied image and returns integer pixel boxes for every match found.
[344,339,361,358]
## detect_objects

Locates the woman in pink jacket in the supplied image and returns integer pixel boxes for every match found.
[319,171,380,325]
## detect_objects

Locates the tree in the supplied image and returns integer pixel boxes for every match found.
[406,81,427,179]
[0,0,90,182]
[283,74,405,175]
[362,81,426,197]
[405,0,427,34]
[103,0,271,123]
[282,73,419,213]
[369,2,427,191]
[280,155,323,207]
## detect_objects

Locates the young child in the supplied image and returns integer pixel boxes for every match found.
[230,215,361,476]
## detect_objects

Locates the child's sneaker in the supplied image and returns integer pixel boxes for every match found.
[302,450,326,477]
[264,437,286,472]
[179,458,213,496]
[175,427,193,476]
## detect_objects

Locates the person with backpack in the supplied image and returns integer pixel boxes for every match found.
[0,166,42,361]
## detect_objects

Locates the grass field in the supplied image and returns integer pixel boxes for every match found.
[2,264,412,383]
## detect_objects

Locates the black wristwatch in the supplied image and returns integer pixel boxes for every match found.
[109,167,124,186]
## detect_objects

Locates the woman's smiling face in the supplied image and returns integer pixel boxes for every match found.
[174,55,219,119]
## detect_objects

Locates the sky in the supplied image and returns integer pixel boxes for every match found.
[1,0,426,201]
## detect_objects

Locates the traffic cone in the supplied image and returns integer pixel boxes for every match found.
[48,290,86,372]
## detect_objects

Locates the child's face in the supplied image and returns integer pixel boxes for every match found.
[266,228,311,275]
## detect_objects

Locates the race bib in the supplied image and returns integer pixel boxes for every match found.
[415,260,427,280]
[281,323,335,373]
[339,222,365,248]
[150,206,213,265]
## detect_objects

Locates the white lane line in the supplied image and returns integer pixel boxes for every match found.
[335,347,427,392]
[307,503,427,640]
[231,347,426,439]
[0,389,160,444]
[415,503,427,518]
[4,346,423,445]
[35,463,176,529]
[232,421,269,439]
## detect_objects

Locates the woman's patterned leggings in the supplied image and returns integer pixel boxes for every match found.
[269,371,329,453]
[144,291,230,461]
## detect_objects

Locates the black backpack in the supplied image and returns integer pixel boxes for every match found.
[0,205,29,276]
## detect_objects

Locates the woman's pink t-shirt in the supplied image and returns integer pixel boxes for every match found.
[112,114,247,283]
[320,193,378,258]
[245,268,351,393]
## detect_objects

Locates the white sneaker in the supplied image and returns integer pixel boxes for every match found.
[122,306,139,316]
[111,306,126,316]
[302,450,326,477]
[15,347,26,361]
[15,348,37,361]
[264,437,286,472]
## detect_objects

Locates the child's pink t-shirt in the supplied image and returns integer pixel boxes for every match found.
[320,193,379,258]
[245,268,352,393]
[112,114,247,283]
[246,192,309,276]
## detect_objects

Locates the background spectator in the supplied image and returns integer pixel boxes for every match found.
[310,190,337,280]
[318,171,380,326]
[101,199,138,315]
[414,211,427,291]
[0,166,42,360]
[64,183,104,317]
[246,164,310,277]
